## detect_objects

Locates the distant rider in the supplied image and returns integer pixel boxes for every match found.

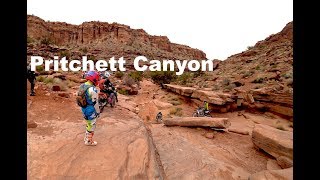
[203,100,209,114]
[99,71,118,102]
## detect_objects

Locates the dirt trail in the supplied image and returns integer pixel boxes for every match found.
[27,79,291,179]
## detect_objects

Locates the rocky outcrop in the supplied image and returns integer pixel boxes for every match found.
[250,87,293,119]
[248,167,293,180]
[27,108,165,179]
[163,84,234,105]
[163,117,231,128]
[252,124,293,168]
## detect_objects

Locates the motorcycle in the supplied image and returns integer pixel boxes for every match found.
[98,87,116,112]
[192,107,212,117]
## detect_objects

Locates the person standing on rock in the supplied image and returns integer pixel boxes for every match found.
[79,71,100,146]
[27,64,39,96]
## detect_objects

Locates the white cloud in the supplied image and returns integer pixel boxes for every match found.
[27,0,293,60]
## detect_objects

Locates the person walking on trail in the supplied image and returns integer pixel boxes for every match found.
[79,71,100,146]
[27,64,39,96]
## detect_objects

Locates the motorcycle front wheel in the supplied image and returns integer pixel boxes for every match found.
[192,112,198,117]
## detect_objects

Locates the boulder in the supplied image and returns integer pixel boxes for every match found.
[277,156,293,169]
[27,121,37,128]
[52,85,61,91]
[163,117,230,129]
[58,92,70,98]
[252,124,293,160]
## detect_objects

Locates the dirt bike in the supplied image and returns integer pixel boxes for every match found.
[98,90,116,112]
[192,107,212,117]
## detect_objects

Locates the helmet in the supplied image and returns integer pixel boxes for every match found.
[85,71,100,86]
[104,71,111,79]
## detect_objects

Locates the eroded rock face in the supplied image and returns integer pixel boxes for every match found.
[27,15,206,60]
[252,124,293,163]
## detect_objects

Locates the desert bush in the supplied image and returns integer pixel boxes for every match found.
[169,107,183,116]
[176,72,193,85]
[118,89,129,95]
[252,77,265,83]
[242,70,255,78]
[59,50,70,58]
[36,65,44,72]
[255,65,261,70]
[40,37,54,45]
[129,71,143,82]
[27,36,34,44]
[123,76,136,87]
[79,47,88,53]
[36,76,45,82]
[115,71,124,78]
[150,71,176,84]
[43,77,54,84]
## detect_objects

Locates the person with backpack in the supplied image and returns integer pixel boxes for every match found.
[27,64,39,96]
[77,71,100,146]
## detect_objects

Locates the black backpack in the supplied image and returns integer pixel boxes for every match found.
[76,84,93,107]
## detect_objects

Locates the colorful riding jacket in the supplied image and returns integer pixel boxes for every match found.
[81,81,100,120]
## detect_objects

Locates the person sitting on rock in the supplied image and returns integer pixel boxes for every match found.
[79,71,100,146]
[99,71,118,102]
[27,64,39,96]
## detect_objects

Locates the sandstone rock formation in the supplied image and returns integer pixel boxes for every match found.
[27,15,206,63]
[163,117,231,128]
[252,124,293,168]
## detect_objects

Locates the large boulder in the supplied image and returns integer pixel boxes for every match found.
[163,117,231,129]
[252,124,293,164]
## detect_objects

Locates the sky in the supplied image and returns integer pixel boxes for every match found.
[27,0,293,60]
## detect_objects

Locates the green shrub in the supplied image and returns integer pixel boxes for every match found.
[79,47,88,53]
[27,36,34,44]
[40,37,54,45]
[176,72,193,85]
[43,77,54,84]
[115,71,124,78]
[59,50,70,58]
[242,70,255,78]
[36,76,45,82]
[129,71,143,82]
[36,65,44,72]
[150,71,176,84]
[252,77,265,83]
[169,107,183,116]
[118,89,129,95]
